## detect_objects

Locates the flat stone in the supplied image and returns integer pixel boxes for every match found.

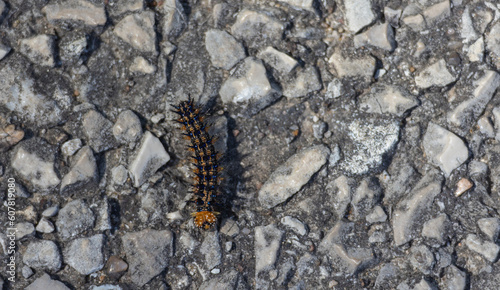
[280,216,308,235]
[464,234,500,262]
[200,231,222,270]
[23,240,62,271]
[467,37,484,62]
[112,110,143,143]
[351,178,382,220]
[410,245,435,275]
[448,70,500,132]
[384,7,402,28]
[343,0,376,33]
[423,0,451,25]
[255,224,284,274]
[83,110,117,153]
[278,0,315,12]
[19,35,56,67]
[205,29,246,70]
[130,57,156,74]
[26,273,69,290]
[415,59,456,89]
[339,119,400,175]
[392,172,443,246]
[440,265,466,290]
[128,131,170,187]
[423,123,469,177]
[22,266,34,279]
[16,222,35,240]
[231,10,285,47]
[114,11,156,52]
[111,165,128,185]
[257,46,298,75]
[403,14,425,31]
[366,205,387,223]
[122,229,173,286]
[359,84,418,116]
[65,234,105,275]
[461,6,478,43]
[11,138,60,191]
[477,217,500,241]
[219,57,280,115]
[258,145,330,209]
[56,199,95,240]
[486,21,500,57]
[220,219,240,237]
[108,0,143,16]
[328,51,376,80]
[353,22,396,51]
[374,263,399,288]
[60,146,98,194]
[42,205,59,217]
[422,213,448,244]
[199,270,246,289]
[157,0,186,38]
[326,175,353,218]
[42,0,106,26]
[0,43,10,60]
[36,217,55,233]
[282,66,322,98]
[414,279,434,290]
[61,139,82,157]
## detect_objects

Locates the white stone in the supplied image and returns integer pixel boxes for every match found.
[402,14,425,31]
[486,21,500,57]
[359,84,418,116]
[255,224,284,274]
[157,0,186,38]
[19,35,55,67]
[326,79,343,98]
[422,123,469,177]
[461,6,478,43]
[0,43,10,60]
[328,51,376,80]
[280,216,308,235]
[282,66,322,98]
[83,110,117,153]
[205,29,246,70]
[464,234,500,262]
[278,0,315,12]
[111,165,128,185]
[467,37,484,62]
[258,145,330,209]
[113,109,143,143]
[114,11,156,52]
[343,0,376,33]
[26,273,69,290]
[42,0,106,26]
[440,265,466,290]
[36,217,55,233]
[478,115,495,138]
[61,139,82,157]
[353,22,396,51]
[60,146,98,193]
[16,222,35,240]
[257,46,298,75]
[231,10,285,46]
[366,206,387,223]
[422,214,448,243]
[129,131,170,187]
[12,147,60,191]
[130,57,156,74]
[423,0,450,25]
[415,59,456,89]
[477,217,500,241]
[109,0,143,15]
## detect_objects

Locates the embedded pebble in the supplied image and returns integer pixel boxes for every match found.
[312,121,327,139]
[109,0,143,15]
[327,175,353,218]
[19,35,56,67]
[255,224,284,274]
[199,270,246,289]
[112,110,143,144]
[205,29,246,70]
[130,57,156,74]
[353,22,396,51]
[61,139,82,157]
[351,178,381,220]
[0,124,23,152]
[325,79,343,99]
[56,199,95,240]
[343,0,376,33]
[111,165,129,185]
[83,110,117,153]
[42,0,106,26]
[64,234,105,275]
[486,21,500,58]
[422,123,469,177]
[328,51,376,80]
[36,217,55,233]
[106,255,128,275]
[366,206,387,224]
[150,113,165,124]
[23,240,62,271]
[25,273,70,290]
[477,115,495,138]
[409,245,435,275]
[22,266,34,278]
[384,7,402,28]
[42,205,59,217]
[60,146,98,194]
[422,214,448,244]
[257,46,298,75]
[423,0,451,25]
[282,66,322,98]
[0,43,8,60]
[280,216,308,236]
[403,14,426,31]
[114,11,156,52]
[454,178,473,197]
[200,231,222,270]
[477,217,500,241]
[467,37,484,62]
[461,6,478,43]
[122,229,173,287]
[440,265,466,290]
[464,234,500,262]
[415,59,456,89]
[128,131,170,187]
[358,84,418,117]
[278,0,315,12]
[157,0,186,38]
[231,10,285,47]
[258,145,330,209]
[219,218,240,237]
[16,222,35,240]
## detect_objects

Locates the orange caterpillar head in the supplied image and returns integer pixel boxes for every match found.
[192,211,219,229]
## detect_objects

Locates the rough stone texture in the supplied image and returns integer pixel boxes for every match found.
[60,146,98,194]
[23,240,62,271]
[231,10,285,47]
[282,66,322,98]
[353,22,396,51]
[343,0,376,33]
[64,234,105,275]
[200,231,222,270]
[42,0,106,26]
[205,29,246,70]
[464,234,500,262]
[415,59,456,89]
[328,51,376,80]
[157,0,186,38]
[257,46,298,75]
[26,273,70,290]
[359,84,418,116]
[112,110,143,143]
[255,224,284,274]
[19,35,55,67]
[56,199,95,240]
[114,11,156,52]
[82,110,117,153]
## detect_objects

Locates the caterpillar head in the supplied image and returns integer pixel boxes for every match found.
[192,211,218,229]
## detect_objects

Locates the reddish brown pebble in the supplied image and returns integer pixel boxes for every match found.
[106,255,128,274]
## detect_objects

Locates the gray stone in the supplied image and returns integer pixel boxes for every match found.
[219,57,280,115]
[415,59,456,89]
[60,146,98,194]
[375,263,399,288]
[366,205,387,224]
[61,139,82,157]
[257,46,298,75]
[22,265,34,278]
[439,265,466,290]
[42,205,59,217]
[280,216,308,235]
[199,270,246,290]
[89,285,123,290]
[351,178,381,220]
[11,138,60,191]
[283,66,322,98]
[410,245,435,274]
[278,0,315,12]
[449,70,500,132]
[328,51,376,80]
[42,0,106,26]
[64,234,105,275]
[461,6,478,43]
[464,234,500,262]
[231,10,285,47]
[343,0,376,33]
[114,11,156,52]
[128,131,170,187]
[220,218,240,237]
[94,198,112,231]
[353,22,396,51]
[423,1,451,25]
[422,214,448,244]
[36,217,55,233]
[122,229,173,286]
[255,224,284,274]
[478,115,495,138]
[339,119,400,175]
[109,0,143,15]
[19,35,55,67]
[392,172,443,246]
[23,240,62,271]
[477,217,500,241]
[423,123,469,177]
[312,121,327,139]
[205,29,245,70]
[200,231,222,270]
[359,84,418,116]
[157,0,186,38]
[111,165,128,185]
[16,222,35,240]
[327,175,353,218]
[130,57,156,74]
[165,265,191,290]
[83,110,117,153]
[59,33,87,63]
[258,145,330,208]
[26,273,70,290]
[403,14,425,31]
[413,279,434,290]
[487,21,500,58]
[384,7,402,28]
[0,42,10,60]
[56,199,95,240]
[113,110,143,143]
[325,78,343,98]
